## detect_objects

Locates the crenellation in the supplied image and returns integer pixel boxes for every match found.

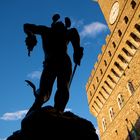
[101,45,106,53]
[98,53,102,62]
[105,34,110,44]
[91,69,95,76]
[94,61,98,70]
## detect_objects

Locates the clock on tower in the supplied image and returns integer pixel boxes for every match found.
[109,1,119,24]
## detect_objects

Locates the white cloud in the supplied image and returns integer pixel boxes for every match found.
[27,70,41,79]
[0,110,28,121]
[96,127,100,135]
[0,138,7,140]
[80,22,108,38]
[95,126,100,139]
[92,0,98,2]
[71,18,84,28]
[64,108,72,112]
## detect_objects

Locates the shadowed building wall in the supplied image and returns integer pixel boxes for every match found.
[86,0,140,139]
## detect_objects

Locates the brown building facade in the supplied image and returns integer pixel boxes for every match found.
[86,0,140,139]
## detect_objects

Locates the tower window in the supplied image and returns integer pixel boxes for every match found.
[112,42,116,48]
[90,91,92,96]
[114,62,124,71]
[122,48,132,56]
[131,0,136,9]
[118,30,122,37]
[108,75,116,83]
[102,86,109,95]
[125,118,129,123]
[115,130,118,135]
[130,32,140,46]
[92,105,98,113]
[100,69,103,75]
[135,24,140,32]
[127,80,135,94]
[117,94,124,109]
[105,81,112,89]
[99,91,106,100]
[109,107,115,121]
[130,32,139,41]
[137,101,140,106]
[118,54,128,63]
[108,51,112,57]
[111,68,120,77]
[96,77,99,82]
[126,40,137,49]
[124,16,129,24]
[104,60,107,66]
[97,96,103,104]
[93,84,95,90]
[102,118,107,132]
[94,101,101,109]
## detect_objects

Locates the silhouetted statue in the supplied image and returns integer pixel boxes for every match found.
[23,14,83,115]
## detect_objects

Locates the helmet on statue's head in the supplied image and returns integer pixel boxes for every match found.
[51,13,71,29]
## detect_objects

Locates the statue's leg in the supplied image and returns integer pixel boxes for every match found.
[39,62,56,102]
[26,62,56,116]
[26,96,44,116]
[54,56,72,112]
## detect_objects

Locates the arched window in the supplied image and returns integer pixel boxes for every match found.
[93,84,95,90]
[104,60,107,66]
[108,51,112,57]
[131,0,136,9]
[100,69,103,75]
[109,107,115,121]
[112,42,116,48]
[118,30,122,37]
[89,91,92,96]
[102,118,107,132]
[124,16,129,24]
[127,80,135,95]
[96,77,99,82]
[117,94,124,109]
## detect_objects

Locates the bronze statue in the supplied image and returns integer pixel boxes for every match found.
[23,14,83,115]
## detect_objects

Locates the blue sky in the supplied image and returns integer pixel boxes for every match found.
[0,0,110,139]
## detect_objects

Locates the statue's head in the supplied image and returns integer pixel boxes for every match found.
[51,14,71,29]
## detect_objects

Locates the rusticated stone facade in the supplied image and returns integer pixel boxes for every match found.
[86,0,140,139]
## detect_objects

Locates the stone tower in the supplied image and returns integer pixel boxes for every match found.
[86,0,140,139]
